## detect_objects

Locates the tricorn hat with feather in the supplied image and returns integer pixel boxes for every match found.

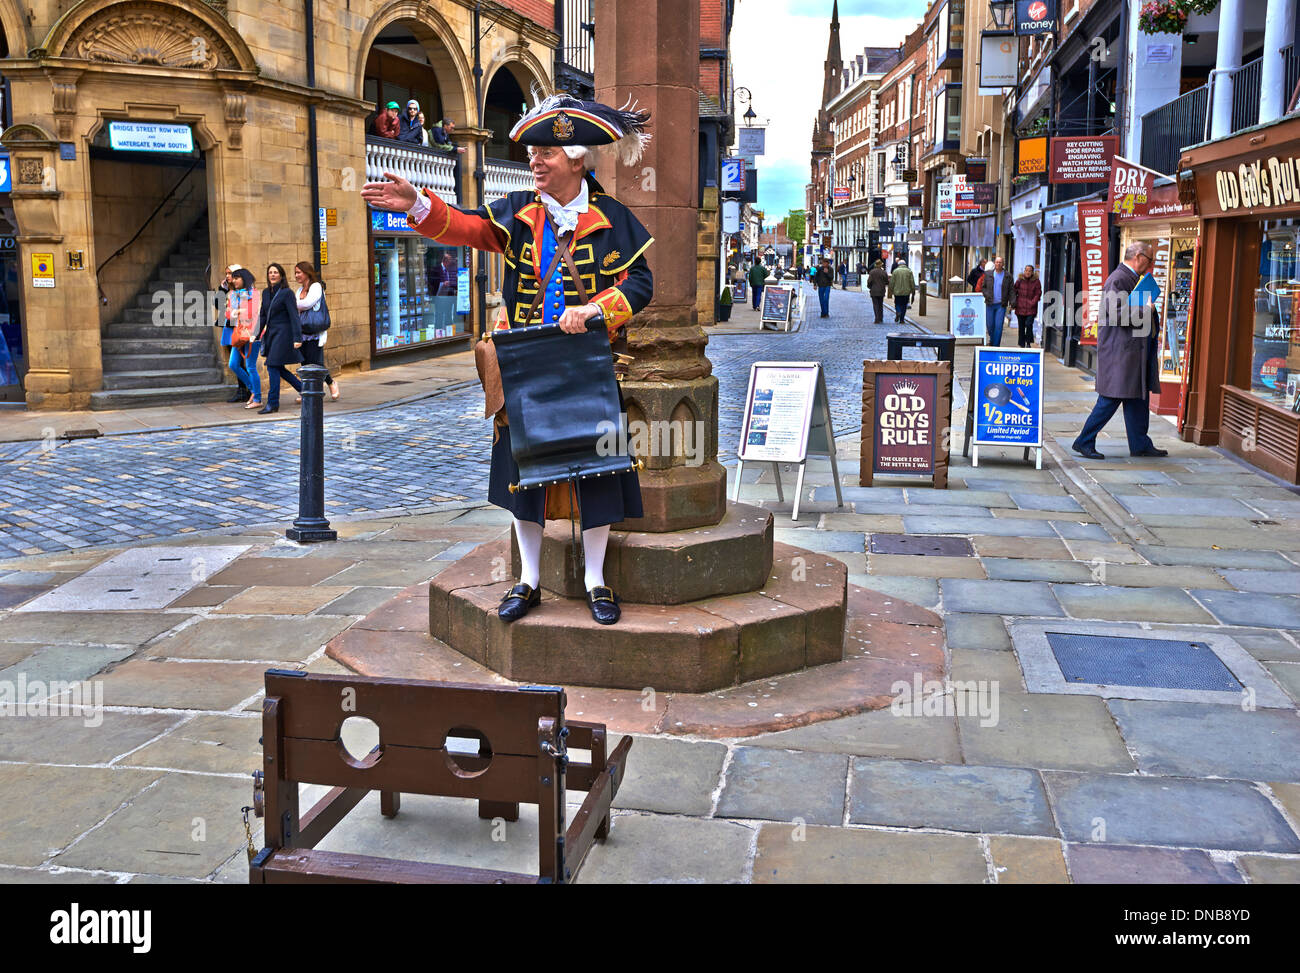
[509,89,651,166]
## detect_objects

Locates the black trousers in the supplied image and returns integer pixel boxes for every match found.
[266,365,302,408]
[1017,314,1035,347]
[871,295,884,323]
[299,338,333,384]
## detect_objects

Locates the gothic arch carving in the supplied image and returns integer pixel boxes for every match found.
[43,0,257,72]
[354,0,473,123]
[0,0,30,57]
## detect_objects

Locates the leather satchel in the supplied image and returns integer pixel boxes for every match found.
[474,219,583,422]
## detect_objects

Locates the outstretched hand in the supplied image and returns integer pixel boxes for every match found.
[360,171,419,212]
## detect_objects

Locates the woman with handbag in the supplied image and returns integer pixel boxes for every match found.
[255,263,303,415]
[226,268,263,409]
[293,261,339,401]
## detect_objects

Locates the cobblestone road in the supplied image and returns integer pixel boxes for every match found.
[0,289,905,558]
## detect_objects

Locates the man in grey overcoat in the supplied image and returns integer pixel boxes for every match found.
[1071,241,1168,460]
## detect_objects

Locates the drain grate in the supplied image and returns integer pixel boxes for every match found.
[1045,632,1242,692]
[869,533,975,557]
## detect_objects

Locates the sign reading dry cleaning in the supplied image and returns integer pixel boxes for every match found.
[32,253,55,288]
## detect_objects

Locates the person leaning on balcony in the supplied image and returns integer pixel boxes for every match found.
[373,101,400,140]
[398,100,424,144]
[1013,265,1042,348]
[360,91,655,627]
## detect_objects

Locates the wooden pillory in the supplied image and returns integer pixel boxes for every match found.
[249,670,632,884]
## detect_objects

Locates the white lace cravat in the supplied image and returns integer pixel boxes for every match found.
[540,181,588,236]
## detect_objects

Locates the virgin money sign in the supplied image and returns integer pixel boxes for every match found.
[1016,0,1057,35]
[1076,200,1109,346]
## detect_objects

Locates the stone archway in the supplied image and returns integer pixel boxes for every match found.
[0,0,29,57]
[483,44,552,106]
[41,0,257,72]
[354,0,473,125]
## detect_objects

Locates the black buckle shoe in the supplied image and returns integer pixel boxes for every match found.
[498,583,540,622]
[587,586,621,625]
[1131,447,1169,457]
[1072,444,1105,460]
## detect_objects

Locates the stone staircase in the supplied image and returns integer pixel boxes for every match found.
[91,215,231,410]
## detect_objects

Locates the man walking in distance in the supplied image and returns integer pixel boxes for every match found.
[887,258,915,324]
[980,256,1012,346]
[748,260,768,311]
[813,258,834,318]
[866,258,889,325]
[1071,241,1168,460]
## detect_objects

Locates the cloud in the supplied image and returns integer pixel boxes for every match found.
[731,1,929,221]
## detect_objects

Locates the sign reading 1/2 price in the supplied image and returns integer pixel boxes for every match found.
[972,346,1043,447]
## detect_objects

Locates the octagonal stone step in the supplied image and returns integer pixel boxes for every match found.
[513,502,775,605]
[429,537,848,693]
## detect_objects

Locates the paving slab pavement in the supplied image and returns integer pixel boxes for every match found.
[0,305,1298,883]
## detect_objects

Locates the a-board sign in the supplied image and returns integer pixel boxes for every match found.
[949,293,986,342]
[843,273,861,287]
[734,362,842,520]
[971,346,1044,448]
[733,279,747,302]
[761,285,792,325]
[861,360,952,488]
[737,362,825,464]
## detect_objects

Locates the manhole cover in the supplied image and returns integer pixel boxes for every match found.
[1045,632,1242,692]
[380,380,412,386]
[869,534,974,557]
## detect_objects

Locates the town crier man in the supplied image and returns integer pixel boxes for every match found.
[361,93,654,626]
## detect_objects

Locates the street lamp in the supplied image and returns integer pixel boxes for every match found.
[743,105,757,126]
[989,0,1014,28]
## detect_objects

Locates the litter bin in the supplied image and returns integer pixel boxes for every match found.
[886,331,956,364]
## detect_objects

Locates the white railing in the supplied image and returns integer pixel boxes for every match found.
[366,137,457,203]
[485,159,534,202]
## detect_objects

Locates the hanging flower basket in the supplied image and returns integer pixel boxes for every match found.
[1183,0,1219,15]
[1138,0,1188,34]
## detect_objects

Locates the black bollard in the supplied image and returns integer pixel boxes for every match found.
[287,364,337,543]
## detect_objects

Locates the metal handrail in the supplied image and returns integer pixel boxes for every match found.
[1230,57,1263,134]
[1140,84,1207,176]
[1284,44,1298,115]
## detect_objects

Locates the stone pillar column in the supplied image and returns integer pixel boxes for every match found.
[1259,0,1297,126]
[1210,0,1245,140]
[595,0,726,532]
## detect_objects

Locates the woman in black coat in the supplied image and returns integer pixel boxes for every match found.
[256,263,303,414]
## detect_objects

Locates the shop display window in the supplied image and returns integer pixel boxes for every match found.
[1159,237,1195,383]
[1252,219,1300,411]
[372,235,468,351]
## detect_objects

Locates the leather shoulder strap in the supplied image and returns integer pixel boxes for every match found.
[524,237,569,326]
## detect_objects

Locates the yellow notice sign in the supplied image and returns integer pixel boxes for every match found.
[32,253,55,288]
[319,241,328,265]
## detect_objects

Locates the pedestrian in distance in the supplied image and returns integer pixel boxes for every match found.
[226,268,263,409]
[1013,264,1042,348]
[813,258,834,318]
[215,264,248,403]
[255,263,303,415]
[966,260,984,291]
[1071,240,1168,460]
[839,261,848,290]
[888,258,915,324]
[748,260,768,311]
[372,101,400,140]
[867,258,889,324]
[980,257,1012,345]
[293,261,339,402]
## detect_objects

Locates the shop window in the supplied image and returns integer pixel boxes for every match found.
[1252,219,1300,410]
[372,235,469,351]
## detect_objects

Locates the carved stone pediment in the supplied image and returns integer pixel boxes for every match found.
[64,2,238,70]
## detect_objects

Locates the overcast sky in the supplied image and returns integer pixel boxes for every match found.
[730,0,931,224]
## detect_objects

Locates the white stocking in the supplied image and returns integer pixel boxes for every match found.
[582,524,610,591]
[513,518,543,589]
